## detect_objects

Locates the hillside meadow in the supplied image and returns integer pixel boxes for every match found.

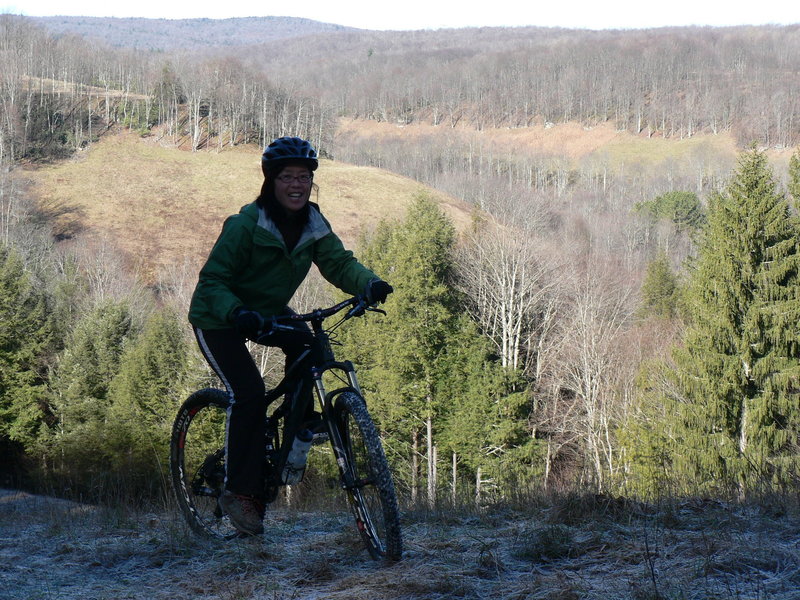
[24,128,474,283]
[336,119,744,166]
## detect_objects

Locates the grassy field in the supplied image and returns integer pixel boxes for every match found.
[24,130,474,283]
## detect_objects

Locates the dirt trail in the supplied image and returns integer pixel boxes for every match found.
[2,489,799,599]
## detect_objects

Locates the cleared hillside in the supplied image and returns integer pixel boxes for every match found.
[23,119,795,287]
[337,118,744,166]
[24,130,474,282]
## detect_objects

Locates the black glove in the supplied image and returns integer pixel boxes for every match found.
[232,307,265,338]
[364,279,393,305]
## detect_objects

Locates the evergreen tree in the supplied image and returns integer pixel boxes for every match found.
[634,191,706,230]
[50,301,135,431]
[49,255,88,351]
[639,251,679,319]
[0,244,52,450]
[340,196,455,501]
[437,315,540,495]
[46,300,137,484]
[618,354,682,497]
[669,148,800,495]
[789,148,800,209]
[104,306,192,488]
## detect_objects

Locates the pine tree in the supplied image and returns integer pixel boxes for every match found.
[340,195,456,503]
[50,301,135,430]
[789,148,800,209]
[634,191,706,230]
[670,148,800,495]
[0,244,52,450]
[640,251,679,319]
[104,306,192,489]
[437,315,539,496]
[46,300,137,483]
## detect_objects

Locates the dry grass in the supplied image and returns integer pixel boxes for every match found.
[336,117,745,167]
[316,160,474,241]
[3,488,799,600]
[22,76,151,100]
[23,130,475,284]
[337,118,627,162]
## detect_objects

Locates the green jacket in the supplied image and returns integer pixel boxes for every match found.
[189,201,377,330]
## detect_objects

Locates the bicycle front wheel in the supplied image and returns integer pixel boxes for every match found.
[334,391,402,561]
[170,388,238,539]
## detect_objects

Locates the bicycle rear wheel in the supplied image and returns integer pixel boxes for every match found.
[334,391,402,561]
[170,388,238,539]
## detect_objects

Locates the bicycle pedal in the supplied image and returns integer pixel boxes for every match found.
[311,431,329,445]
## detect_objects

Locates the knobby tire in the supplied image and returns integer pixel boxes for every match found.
[169,388,238,539]
[334,391,402,561]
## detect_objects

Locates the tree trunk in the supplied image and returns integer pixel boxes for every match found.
[411,430,419,505]
[451,452,457,507]
[738,393,748,501]
[426,415,435,507]
[544,440,552,491]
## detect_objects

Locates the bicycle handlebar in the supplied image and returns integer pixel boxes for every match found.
[287,295,364,321]
[258,296,383,338]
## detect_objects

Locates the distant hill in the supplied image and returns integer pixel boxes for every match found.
[29,15,358,50]
[15,15,800,146]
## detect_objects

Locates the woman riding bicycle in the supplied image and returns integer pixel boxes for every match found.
[188,136,392,536]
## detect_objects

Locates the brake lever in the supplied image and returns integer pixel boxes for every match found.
[366,306,387,316]
[346,300,367,319]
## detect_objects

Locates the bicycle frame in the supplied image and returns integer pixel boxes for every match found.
[260,297,375,494]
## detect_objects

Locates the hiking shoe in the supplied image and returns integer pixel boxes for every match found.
[219,491,264,536]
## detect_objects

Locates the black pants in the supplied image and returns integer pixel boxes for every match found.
[193,317,315,498]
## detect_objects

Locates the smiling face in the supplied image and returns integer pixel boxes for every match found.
[273,164,313,213]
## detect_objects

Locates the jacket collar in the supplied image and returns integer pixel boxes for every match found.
[247,202,330,252]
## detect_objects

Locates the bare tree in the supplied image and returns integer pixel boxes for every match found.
[455,205,560,373]
[546,263,637,491]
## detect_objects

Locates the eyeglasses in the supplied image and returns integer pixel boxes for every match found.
[276,174,313,184]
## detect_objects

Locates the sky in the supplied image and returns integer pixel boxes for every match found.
[5,0,800,31]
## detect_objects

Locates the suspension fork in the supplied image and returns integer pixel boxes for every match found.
[312,361,363,486]
[311,360,362,406]
[334,360,363,393]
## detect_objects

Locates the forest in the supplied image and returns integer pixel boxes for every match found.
[1,13,799,510]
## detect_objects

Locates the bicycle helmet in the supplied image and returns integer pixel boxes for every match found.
[261,137,318,176]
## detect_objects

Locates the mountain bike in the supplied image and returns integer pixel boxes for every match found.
[169,296,402,561]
